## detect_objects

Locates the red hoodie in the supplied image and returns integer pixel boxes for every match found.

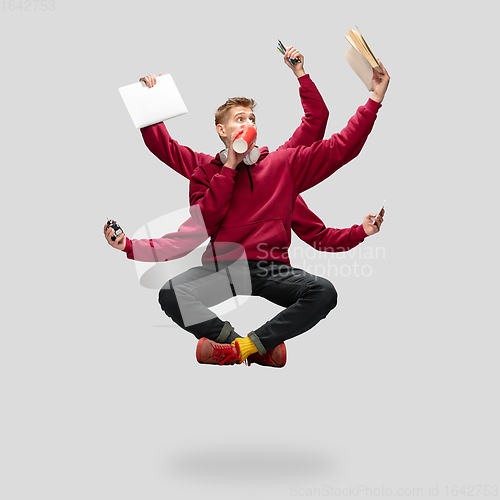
[189,98,381,265]
[124,75,377,262]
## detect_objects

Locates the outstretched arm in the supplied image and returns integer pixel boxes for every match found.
[291,201,385,252]
[292,197,366,252]
[139,74,213,179]
[103,217,209,262]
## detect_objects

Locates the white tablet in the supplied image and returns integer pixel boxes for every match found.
[118,74,188,129]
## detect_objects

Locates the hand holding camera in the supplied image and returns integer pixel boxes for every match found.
[104,219,126,251]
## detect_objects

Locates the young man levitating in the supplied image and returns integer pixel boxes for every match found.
[155,60,389,367]
[104,49,389,367]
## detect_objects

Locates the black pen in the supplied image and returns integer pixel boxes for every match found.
[277,39,301,65]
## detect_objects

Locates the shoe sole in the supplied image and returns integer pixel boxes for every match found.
[196,338,209,364]
[248,343,287,368]
[271,343,286,367]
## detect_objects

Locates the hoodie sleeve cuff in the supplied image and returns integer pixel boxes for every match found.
[365,98,382,114]
[354,224,368,241]
[298,74,312,86]
[221,166,239,178]
[124,237,134,259]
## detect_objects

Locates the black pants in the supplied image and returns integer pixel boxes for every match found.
[158,260,337,354]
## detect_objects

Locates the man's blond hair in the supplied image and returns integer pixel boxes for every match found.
[215,97,257,126]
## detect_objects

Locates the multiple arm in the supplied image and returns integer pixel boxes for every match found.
[277,48,387,251]
[103,200,385,258]
[269,46,357,251]
[107,55,389,257]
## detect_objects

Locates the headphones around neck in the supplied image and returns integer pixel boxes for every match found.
[218,146,261,166]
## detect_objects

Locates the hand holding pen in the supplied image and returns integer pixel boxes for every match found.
[277,40,305,78]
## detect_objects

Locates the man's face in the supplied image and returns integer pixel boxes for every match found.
[217,106,257,146]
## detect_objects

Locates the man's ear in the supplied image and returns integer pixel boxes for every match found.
[216,123,226,139]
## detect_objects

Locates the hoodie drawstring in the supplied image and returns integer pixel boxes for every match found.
[245,164,254,192]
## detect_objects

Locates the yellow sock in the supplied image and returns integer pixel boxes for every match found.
[232,337,258,361]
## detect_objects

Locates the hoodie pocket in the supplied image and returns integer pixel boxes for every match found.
[217,219,289,260]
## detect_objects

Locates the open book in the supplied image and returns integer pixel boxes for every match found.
[343,26,382,91]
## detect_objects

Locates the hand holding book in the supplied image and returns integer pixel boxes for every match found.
[343,26,389,97]
[369,59,390,103]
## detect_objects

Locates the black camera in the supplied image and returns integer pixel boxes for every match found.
[106,219,123,241]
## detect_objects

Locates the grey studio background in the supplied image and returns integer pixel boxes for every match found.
[1,1,498,499]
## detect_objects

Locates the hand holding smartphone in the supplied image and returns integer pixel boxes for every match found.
[372,199,386,226]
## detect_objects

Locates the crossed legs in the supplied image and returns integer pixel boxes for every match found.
[158,260,337,362]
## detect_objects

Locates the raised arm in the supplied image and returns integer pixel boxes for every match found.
[288,97,382,193]
[288,59,389,193]
[139,74,213,179]
[274,46,341,251]
[276,46,329,151]
[140,123,213,179]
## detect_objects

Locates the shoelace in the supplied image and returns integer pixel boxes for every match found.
[212,343,242,366]
[212,343,234,361]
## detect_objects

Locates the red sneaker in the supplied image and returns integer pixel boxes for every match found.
[246,343,286,368]
[196,338,243,366]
